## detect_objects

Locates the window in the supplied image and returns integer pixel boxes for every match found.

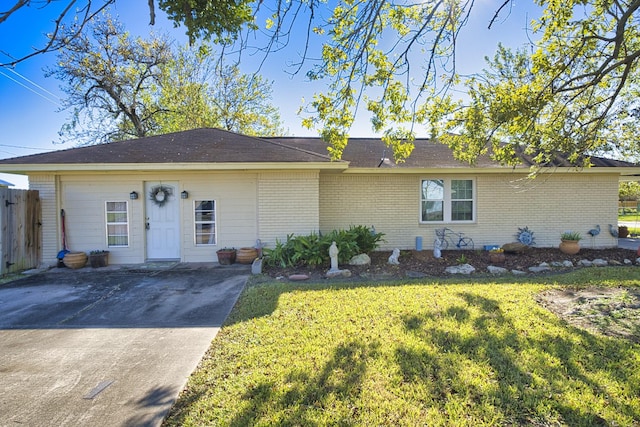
[421,179,474,222]
[105,201,129,247]
[194,200,216,245]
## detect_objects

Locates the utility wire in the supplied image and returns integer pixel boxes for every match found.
[0,69,62,107]
[7,68,61,101]
[0,143,55,151]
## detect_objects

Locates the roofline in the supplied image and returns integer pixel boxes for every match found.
[0,161,349,174]
[343,166,640,174]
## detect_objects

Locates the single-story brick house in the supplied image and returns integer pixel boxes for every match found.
[0,128,637,266]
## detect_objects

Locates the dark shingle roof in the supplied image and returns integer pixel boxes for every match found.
[0,128,336,165]
[266,137,501,168]
[267,137,638,169]
[0,128,635,171]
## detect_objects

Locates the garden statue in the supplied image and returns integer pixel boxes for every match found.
[388,248,400,265]
[329,241,339,271]
[433,239,442,259]
[326,241,351,278]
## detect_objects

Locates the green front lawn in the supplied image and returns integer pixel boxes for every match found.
[619,213,640,222]
[164,269,640,426]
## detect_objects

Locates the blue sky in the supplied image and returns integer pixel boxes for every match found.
[0,1,539,188]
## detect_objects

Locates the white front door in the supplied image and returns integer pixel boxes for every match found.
[145,182,180,260]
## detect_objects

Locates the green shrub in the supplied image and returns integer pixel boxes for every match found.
[262,226,385,268]
[349,225,386,253]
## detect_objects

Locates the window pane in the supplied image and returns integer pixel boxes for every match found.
[194,200,216,245]
[106,201,129,247]
[195,211,213,222]
[452,201,473,221]
[107,212,128,223]
[106,201,127,212]
[422,179,444,200]
[451,180,473,200]
[196,200,214,211]
[422,201,443,222]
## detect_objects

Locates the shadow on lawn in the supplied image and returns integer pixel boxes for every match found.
[165,279,640,426]
[397,292,638,425]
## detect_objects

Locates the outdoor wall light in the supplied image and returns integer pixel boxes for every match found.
[130,191,138,200]
[181,190,189,199]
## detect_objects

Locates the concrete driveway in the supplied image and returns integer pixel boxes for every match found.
[0,263,249,427]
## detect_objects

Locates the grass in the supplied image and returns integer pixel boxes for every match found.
[164,268,640,427]
[619,214,640,222]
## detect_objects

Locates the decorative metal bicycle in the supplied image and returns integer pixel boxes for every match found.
[434,228,474,250]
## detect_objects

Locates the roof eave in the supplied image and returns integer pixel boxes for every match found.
[0,161,349,174]
[344,165,639,174]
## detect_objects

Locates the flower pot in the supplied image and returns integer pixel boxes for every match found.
[488,252,505,264]
[619,226,629,238]
[63,251,87,269]
[216,249,236,265]
[89,252,109,268]
[236,247,258,264]
[559,240,580,255]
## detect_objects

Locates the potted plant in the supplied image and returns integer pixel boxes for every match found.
[619,225,629,238]
[559,231,582,255]
[89,250,109,268]
[216,248,236,265]
[488,247,505,264]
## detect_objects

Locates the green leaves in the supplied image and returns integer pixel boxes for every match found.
[50,13,283,145]
[263,226,385,268]
[158,0,255,44]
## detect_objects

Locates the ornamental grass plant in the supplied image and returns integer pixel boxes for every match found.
[164,268,640,426]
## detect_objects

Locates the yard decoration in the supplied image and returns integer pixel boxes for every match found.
[609,224,619,237]
[560,231,582,255]
[329,241,339,271]
[434,228,474,250]
[326,241,351,278]
[388,248,401,265]
[516,226,536,246]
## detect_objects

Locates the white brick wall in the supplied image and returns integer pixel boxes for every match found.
[258,171,320,247]
[320,172,620,250]
[27,168,622,266]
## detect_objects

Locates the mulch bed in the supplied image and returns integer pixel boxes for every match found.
[263,247,639,281]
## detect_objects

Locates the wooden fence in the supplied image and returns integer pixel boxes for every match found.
[0,188,41,275]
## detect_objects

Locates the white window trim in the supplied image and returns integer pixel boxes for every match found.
[420,178,476,224]
[194,199,217,246]
[105,201,130,247]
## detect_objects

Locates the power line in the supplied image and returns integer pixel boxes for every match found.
[0,69,62,107]
[0,143,55,151]
[7,68,61,102]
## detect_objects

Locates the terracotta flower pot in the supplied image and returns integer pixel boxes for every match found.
[559,240,580,255]
[89,252,109,268]
[216,249,236,265]
[488,252,505,264]
[63,251,87,269]
[236,247,258,264]
[619,226,629,238]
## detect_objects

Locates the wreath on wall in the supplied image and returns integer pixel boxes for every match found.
[149,185,172,207]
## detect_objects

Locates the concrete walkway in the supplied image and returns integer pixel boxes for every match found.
[0,263,249,427]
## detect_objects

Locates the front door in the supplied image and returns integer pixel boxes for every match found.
[145,182,180,260]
